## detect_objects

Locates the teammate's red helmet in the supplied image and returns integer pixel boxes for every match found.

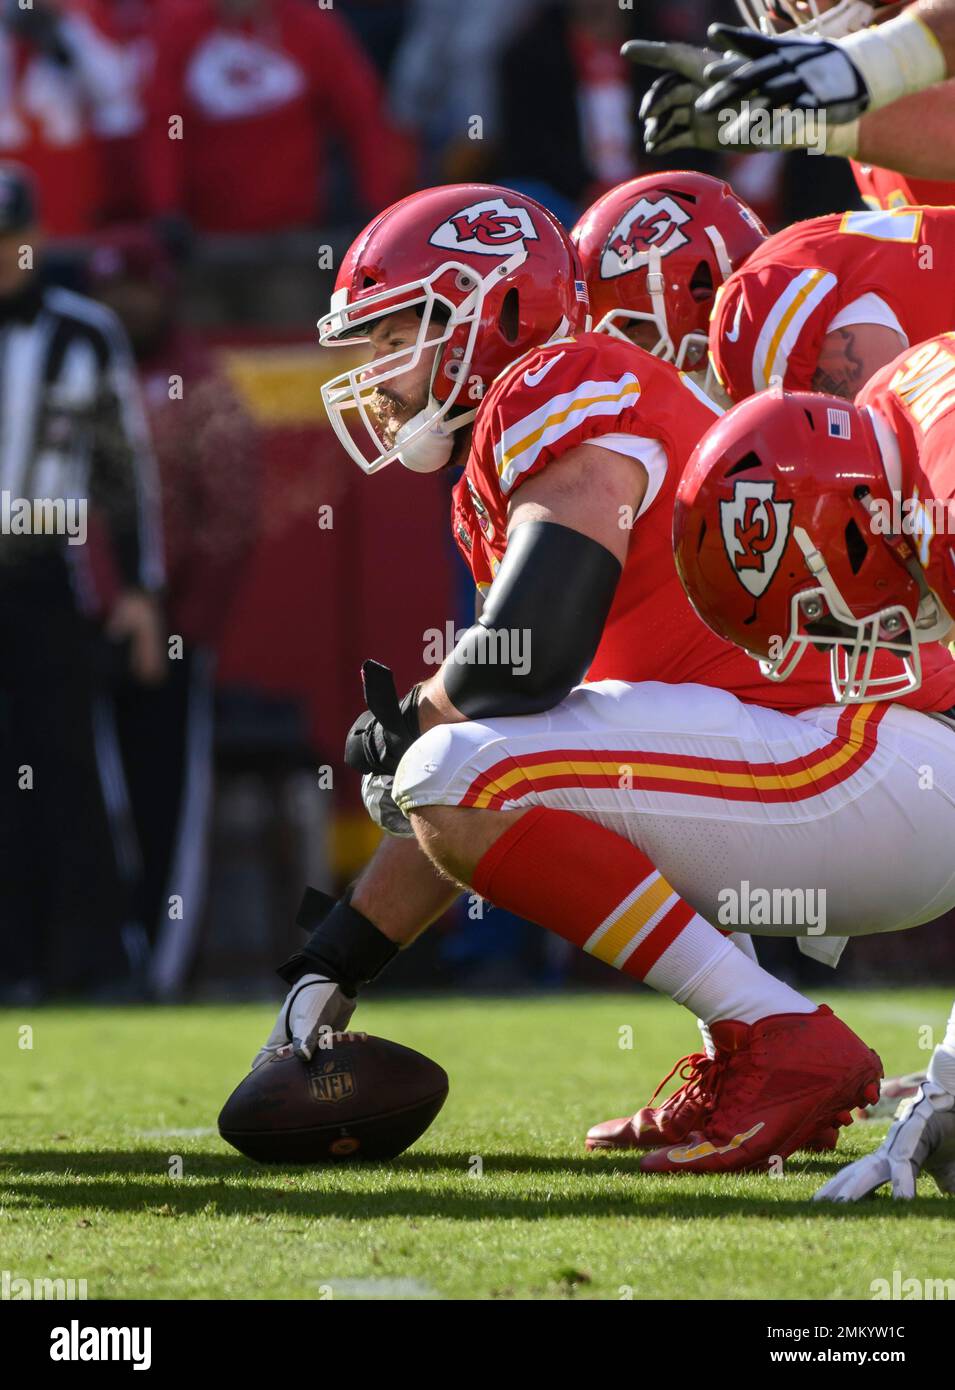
[735,0,897,39]
[318,184,589,474]
[571,171,766,371]
[673,390,952,703]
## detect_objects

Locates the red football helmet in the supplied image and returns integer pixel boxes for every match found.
[735,0,900,38]
[673,389,953,703]
[318,184,589,474]
[570,171,766,372]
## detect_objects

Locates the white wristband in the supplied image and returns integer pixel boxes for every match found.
[822,116,860,159]
[842,10,946,114]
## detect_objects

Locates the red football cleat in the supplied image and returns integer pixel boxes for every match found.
[585,1050,715,1151]
[586,1043,844,1154]
[640,1005,882,1175]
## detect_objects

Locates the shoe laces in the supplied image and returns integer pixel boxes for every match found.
[647,1050,729,1116]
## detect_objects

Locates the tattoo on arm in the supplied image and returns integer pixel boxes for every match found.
[811,329,864,399]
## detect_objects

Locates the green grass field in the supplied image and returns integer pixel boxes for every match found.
[2,989,953,1301]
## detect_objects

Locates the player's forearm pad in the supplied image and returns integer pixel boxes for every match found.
[443,521,621,718]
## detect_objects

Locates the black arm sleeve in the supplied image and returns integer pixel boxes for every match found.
[442,520,621,719]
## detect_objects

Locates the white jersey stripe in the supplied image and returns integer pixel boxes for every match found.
[583,871,659,954]
[613,892,681,970]
[752,268,837,393]
[493,373,641,493]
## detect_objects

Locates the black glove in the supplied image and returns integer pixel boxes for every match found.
[697,24,871,125]
[344,660,422,776]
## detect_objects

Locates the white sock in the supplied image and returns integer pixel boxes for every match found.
[644,913,815,1026]
[697,933,761,1053]
[730,931,759,963]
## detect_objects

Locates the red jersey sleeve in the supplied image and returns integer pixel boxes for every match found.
[858,332,955,635]
[470,333,655,500]
[708,256,840,401]
[710,209,955,403]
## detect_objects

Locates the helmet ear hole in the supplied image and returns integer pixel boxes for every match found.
[844,518,868,576]
[498,287,520,343]
[689,260,714,303]
[725,450,762,477]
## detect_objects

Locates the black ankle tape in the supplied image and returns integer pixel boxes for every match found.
[277,887,398,992]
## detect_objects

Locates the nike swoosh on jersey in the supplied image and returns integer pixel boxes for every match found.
[725,296,745,344]
[524,353,564,388]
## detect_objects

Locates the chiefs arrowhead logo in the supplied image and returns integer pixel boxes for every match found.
[600,195,691,280]
[430,197,539,257]
[720,481,793,599]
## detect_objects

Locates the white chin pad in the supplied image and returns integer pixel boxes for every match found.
[396,410,455,474]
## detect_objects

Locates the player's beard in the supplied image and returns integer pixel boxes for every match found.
[367,384,428,450]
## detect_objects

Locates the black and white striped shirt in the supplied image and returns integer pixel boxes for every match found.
[0,282,163,591]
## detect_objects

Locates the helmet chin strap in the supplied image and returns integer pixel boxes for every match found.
[396,401,477,474]
[644,244,674,360]
[703,225,733,281]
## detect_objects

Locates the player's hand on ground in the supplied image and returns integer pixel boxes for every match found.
[362,773,414,837]
[697,24,871,125]
[814,1076,955,1201]
[251,975,356,1070]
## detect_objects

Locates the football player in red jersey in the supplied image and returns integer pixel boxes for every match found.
[672,332,955,1194]
[707,205,955,404]
[255,184,954,1173]
[569,170,767,376]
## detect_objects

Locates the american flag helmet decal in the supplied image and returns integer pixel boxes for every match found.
[827,407,851,439]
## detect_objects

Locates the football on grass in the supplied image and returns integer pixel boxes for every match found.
[218,1032,449,1163]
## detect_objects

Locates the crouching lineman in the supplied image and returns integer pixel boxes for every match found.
[670,330,955,1194]
[708,205,955,404]
[262,180,955,1174]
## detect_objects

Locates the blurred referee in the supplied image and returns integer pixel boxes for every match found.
[0,163,164,1002]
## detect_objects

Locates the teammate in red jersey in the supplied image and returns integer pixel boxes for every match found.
[671,334,955,1194]
[708,206,955,404]
[569,169,767,372]
[675,334,955,704]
